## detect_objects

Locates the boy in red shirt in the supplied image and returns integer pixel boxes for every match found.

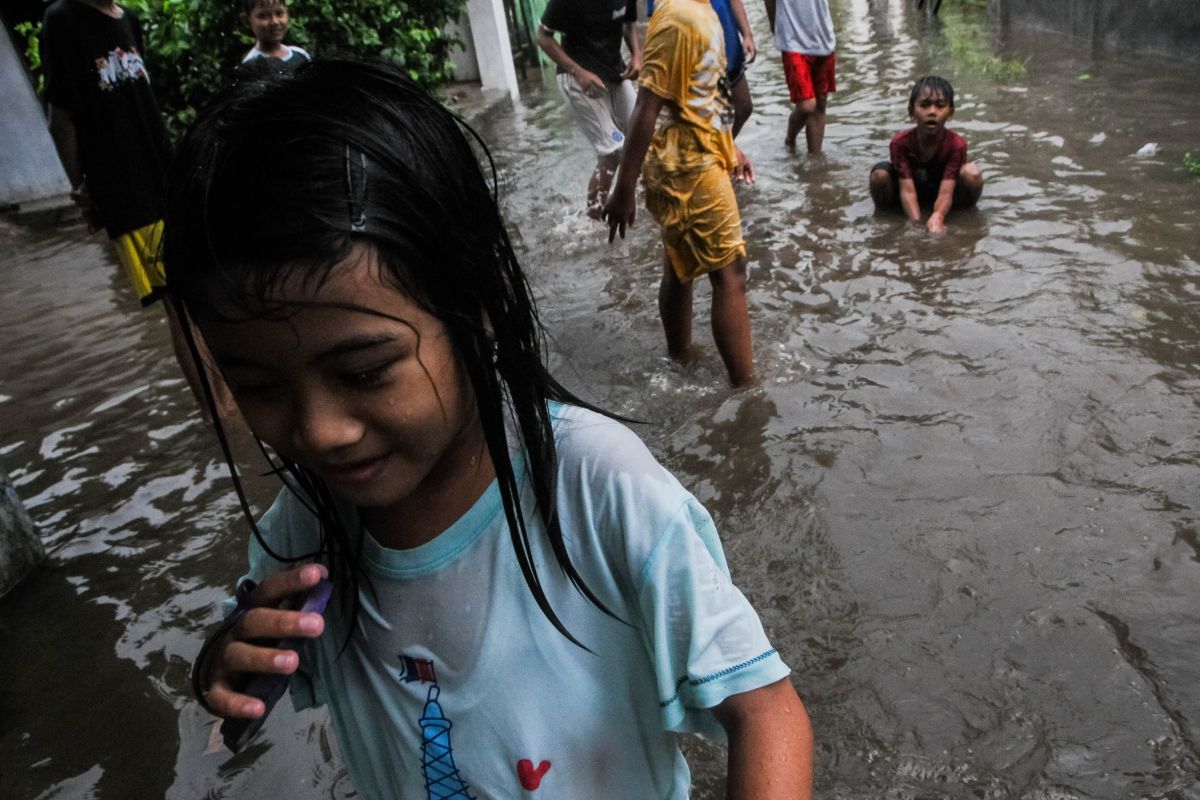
[869,76,983,234]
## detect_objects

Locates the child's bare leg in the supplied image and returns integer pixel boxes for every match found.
[785,98,815,149]
[804,95,828,154]
[953,162,984,208]
[658,251,695,360]
[587,151,623,220]
[707,256,754,386]
[731,76,753,139]
[869,167,895,209]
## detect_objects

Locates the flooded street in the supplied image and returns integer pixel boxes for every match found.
[3,0,1199,797]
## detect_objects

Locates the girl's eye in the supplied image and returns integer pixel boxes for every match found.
[341,362,394,390]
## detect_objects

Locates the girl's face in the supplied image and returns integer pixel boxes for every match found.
[202,245,491,538]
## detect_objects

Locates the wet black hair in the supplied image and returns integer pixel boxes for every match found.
[165,57,615,649]
[241,0,284,14]
[907,75,955,116]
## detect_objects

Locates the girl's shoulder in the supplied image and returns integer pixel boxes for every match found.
[549,402,661,474]
[286,45,311,62]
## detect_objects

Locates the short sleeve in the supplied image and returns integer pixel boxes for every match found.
[639,17,694,107]
[540,0,571,35]
[624,0,638,23]
[890,132,913,180]
[40,8,80,112]
[943,134,967,180]
[635,497,791,739]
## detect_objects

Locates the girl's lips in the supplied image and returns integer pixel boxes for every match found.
[319,455,388,485]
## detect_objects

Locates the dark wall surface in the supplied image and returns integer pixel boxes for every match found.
[990,0,1200,62]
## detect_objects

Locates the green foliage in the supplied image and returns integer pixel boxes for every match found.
[14,20,43,91]
[942,19,1027,80]
[1185,151,1200,176]
[20,0,465,140]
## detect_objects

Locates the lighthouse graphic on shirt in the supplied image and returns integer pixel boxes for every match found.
[398,655,475,800]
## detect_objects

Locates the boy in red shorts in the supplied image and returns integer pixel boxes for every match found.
[869,76,984,234]
[765,0,835,153]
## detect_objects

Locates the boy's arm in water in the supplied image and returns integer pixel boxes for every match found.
[714,677,814,799]
[730,0,757,62]
[603,86,668,241]
[622,20,643,79]
[926,177,956,234]
[199,563,327,719]
[898,176,923,225]
[536,25,605,97]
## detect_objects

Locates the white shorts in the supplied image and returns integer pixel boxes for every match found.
[556,72,636,157]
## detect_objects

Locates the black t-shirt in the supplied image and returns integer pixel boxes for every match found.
[541,0,637,84]
[41,0,170,238]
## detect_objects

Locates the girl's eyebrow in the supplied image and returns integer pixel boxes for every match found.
[314,333,398,361]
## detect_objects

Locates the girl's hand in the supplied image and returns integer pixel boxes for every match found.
[926,213,947,234]
[202,563,328,719]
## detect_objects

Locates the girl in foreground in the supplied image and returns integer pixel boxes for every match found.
[173,58,812,799]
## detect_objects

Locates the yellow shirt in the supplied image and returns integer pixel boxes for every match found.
[639,0,737,173]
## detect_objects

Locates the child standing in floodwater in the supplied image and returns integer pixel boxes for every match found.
[173,59,812,800]
[869,76,984,234]
[603,0,757,387]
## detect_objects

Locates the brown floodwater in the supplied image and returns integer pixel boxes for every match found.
[2,1,1199,797]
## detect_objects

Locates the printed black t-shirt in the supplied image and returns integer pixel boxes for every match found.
[41,0,170,238]
[541,0,638,84]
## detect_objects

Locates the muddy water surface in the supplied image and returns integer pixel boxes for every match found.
[2,1,1199,798]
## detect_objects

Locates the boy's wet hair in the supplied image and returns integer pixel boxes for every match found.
[241,0,284,13]
[908,75,955,116]
[165,57,615,650]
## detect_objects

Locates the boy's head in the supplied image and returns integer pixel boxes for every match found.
[241,0,290,49]
[907,76,955,117]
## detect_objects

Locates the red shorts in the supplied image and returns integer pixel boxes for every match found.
[782,52,836,103]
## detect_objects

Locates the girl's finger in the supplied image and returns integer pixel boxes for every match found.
[247,563,327,608]
[204,678,266,720]
[235,605,325,642]
[221,639,301,677]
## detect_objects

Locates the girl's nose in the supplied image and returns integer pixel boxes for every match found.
[292,393,364,454]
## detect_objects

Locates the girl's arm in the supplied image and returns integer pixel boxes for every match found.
[927,178,956,233]
[729,0,757,62]
[714,677,814,799]
[603,87,668,241]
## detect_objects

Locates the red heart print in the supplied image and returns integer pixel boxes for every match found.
[517,758,551,790]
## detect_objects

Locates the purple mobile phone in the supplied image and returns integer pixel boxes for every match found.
[221,579,333,753]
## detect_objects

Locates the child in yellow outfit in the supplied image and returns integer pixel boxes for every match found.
[603,0,756,386]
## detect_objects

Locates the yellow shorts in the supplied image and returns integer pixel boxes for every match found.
[643,160,745,283]
[112,220,166,305]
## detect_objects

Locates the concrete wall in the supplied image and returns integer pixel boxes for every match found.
[1,466,45,599]
[0,26,71,208]
[990,0,1200,62]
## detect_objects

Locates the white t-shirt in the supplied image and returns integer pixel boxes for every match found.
[229,403,790,800]
[241,44,311,64]
[774,0,835,55]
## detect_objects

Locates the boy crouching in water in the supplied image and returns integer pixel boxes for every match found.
[869,76,983,234]
[604,0,756,386]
